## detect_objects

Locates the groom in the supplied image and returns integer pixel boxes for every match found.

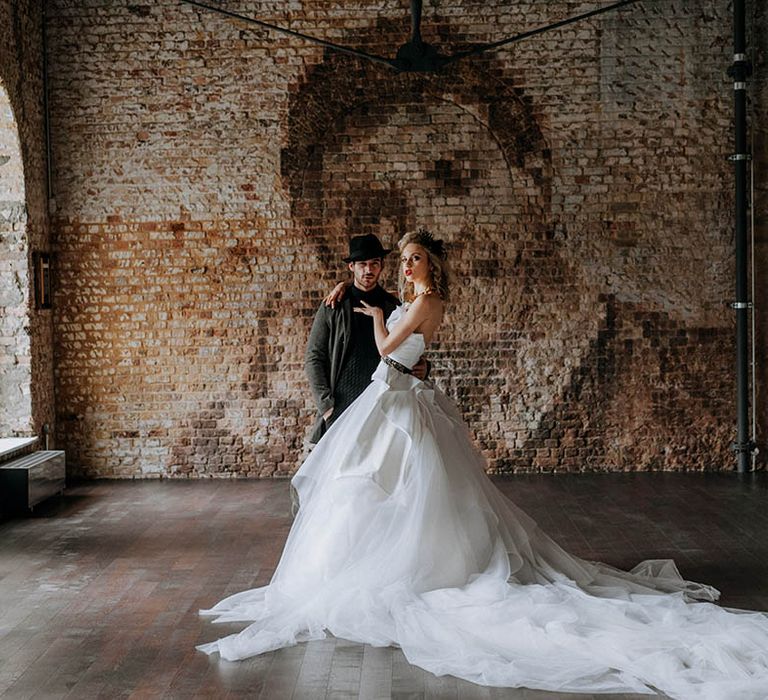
[305,234,427,444]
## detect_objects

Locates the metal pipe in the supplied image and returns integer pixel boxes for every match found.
[42,0,52,204]
[729,0,752,472]
[749,0,759,472]
[410,0,423,46]
[750,150,757,471]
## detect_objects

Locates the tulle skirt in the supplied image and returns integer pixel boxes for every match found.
[199,365,768,699]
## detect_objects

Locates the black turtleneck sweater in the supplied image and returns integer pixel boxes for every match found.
[329,285,397,424]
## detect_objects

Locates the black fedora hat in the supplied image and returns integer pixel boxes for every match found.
[343,234,392,262]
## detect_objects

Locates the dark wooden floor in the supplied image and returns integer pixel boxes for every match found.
[1,472,767,700]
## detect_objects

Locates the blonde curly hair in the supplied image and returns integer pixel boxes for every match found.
[397,228,452,302]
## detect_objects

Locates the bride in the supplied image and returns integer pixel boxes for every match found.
[199,230,768,699]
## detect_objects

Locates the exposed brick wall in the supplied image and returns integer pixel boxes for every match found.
[0,0,54,440]
[45,0,766,477]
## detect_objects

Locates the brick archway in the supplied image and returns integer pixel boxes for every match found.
[276,49,735,474]
[0,78,32,434]
[277,54,604,470]
[281,57,552,265]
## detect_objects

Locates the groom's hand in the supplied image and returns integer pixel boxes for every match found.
[412,357,429,380]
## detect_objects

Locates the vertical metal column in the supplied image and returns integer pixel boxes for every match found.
[728,0,753,472]
[42,0,52,204]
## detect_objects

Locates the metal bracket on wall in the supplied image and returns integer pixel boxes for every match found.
[728,153,752,161]
[731,440,758,455]
[728,301,753,310]
[727,53,752,76]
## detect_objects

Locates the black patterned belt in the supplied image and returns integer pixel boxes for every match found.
[382,356,413,375]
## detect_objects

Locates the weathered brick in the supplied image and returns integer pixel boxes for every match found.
[0,0,55,441]
[1,0,766,477]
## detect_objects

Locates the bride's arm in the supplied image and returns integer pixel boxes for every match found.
[323,281,348,308]
[356,296,440,356]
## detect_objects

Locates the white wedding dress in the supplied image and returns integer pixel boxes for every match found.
[199,305,768,699]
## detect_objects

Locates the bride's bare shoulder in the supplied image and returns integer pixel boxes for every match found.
[411,293,444,316]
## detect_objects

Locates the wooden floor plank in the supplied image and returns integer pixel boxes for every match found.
[257,643,306,699]
[425,670,458,699]
[0,474,765,699]
[391,647,427,697]
[358,645,393,700]
[292,637,336,699]
[457,682,492,700]
[327,637,365,699]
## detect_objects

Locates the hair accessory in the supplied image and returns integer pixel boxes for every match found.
[413,228,447,260]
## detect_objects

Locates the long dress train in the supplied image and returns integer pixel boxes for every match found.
[199,305,768,699]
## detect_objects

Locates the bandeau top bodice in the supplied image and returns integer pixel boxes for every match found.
[384,304,425,369]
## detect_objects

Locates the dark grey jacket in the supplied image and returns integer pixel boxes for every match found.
[305,290,399,444]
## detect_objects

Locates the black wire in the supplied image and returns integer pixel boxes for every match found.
[181,0,642,72]
[443,0,642,65]
[180,0,396,69]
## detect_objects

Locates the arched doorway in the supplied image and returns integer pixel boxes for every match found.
[0,79,32,435]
